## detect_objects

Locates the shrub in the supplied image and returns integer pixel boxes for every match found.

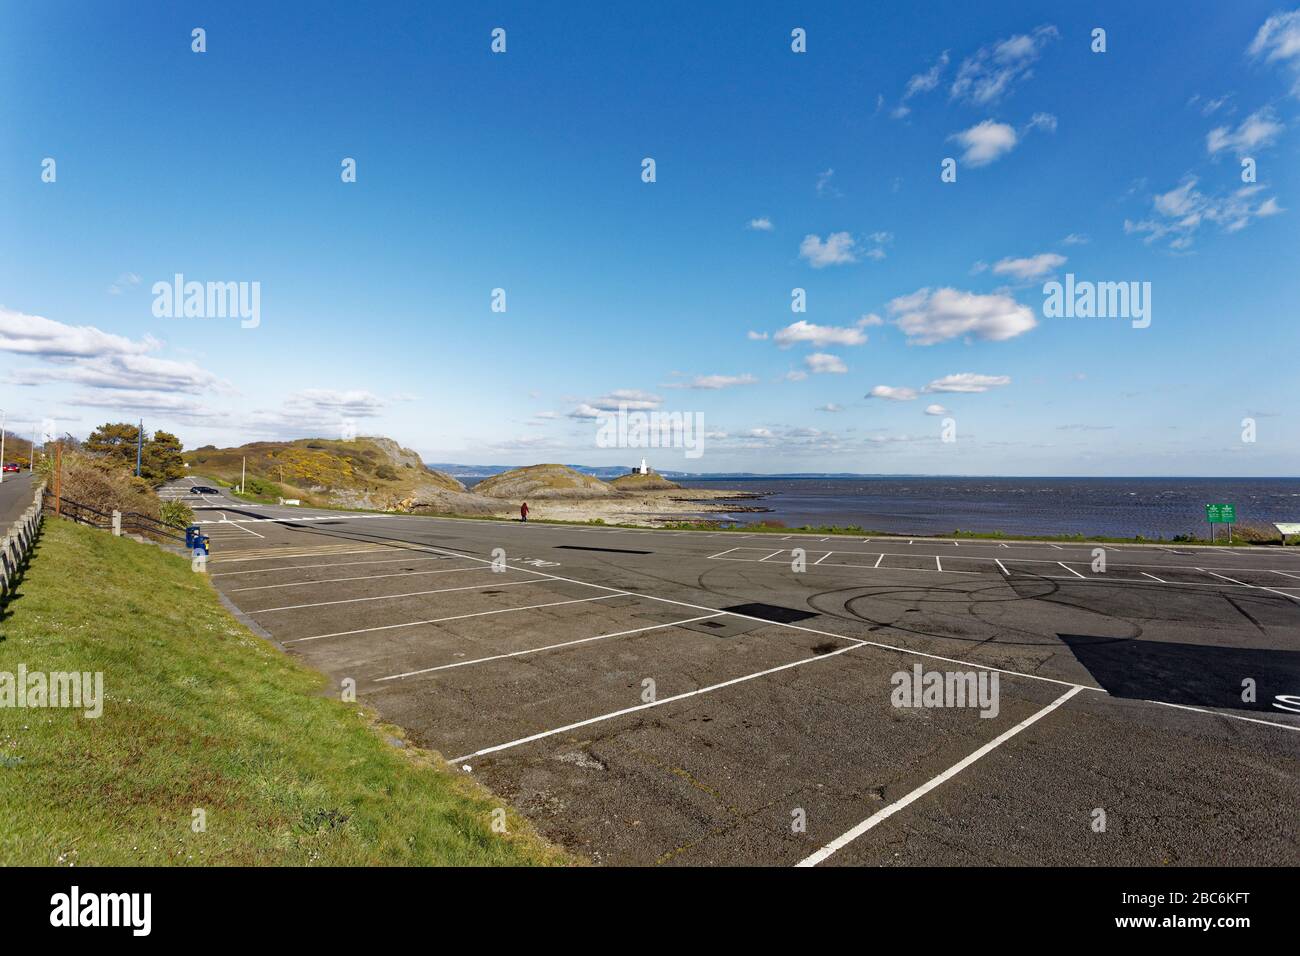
[49,450,160,521]
[160,500,196,528]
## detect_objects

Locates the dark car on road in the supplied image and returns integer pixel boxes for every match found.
[189,486,220,495]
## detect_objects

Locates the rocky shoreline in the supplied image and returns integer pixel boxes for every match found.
[410,486,767,527]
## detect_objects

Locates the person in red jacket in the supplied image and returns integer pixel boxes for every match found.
[520,501,529,522]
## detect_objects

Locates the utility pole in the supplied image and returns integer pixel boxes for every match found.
[241,456,246,494]
[136,418,143,477]
[30,424,37,472]
[54,442,63,515]
[0,408,6,484]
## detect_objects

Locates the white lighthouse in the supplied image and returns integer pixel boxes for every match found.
[638,458,649,475]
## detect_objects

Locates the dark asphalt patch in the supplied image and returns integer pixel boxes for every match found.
[554,545,653,555]
[1059,634,1300,713]
[721,602,818,624]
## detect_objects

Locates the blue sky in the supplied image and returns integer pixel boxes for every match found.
[2,1,1297,475]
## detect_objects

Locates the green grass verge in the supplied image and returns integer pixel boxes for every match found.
[0,518,570,866]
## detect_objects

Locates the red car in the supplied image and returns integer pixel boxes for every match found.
[2,463,19,473]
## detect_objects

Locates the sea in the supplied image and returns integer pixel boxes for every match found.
[676,476,1300,539]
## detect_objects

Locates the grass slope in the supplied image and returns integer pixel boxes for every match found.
[0,519,568,866]
[473,463,613,498]
[184,437,464,509]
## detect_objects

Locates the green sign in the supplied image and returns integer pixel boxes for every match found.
[1205,503,1236,523]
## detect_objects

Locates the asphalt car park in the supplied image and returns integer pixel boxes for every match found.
[165,480,1300,866]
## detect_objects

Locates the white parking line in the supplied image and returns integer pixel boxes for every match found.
[252,579,540,614]
[1200,568,1300,604]
[212,554,461,577]
[757,550,785,562]
[211,546,408,564]
[1141,572,1167,584]
[451,641,866,764]
[707,548,740,560]
[1273,570,1300,580]
[1058,562,1085,579]
[935,556,943,572]
[814,552,830,566]
[373,614,725,682]
[284,594,619,644]
[1147,699,1300,734]
[282,535,1292,741]
[795,686,1084,866]
[228,565,492,592]
[873,554,884,568]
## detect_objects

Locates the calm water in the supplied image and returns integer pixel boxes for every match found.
[677,477,1300,538]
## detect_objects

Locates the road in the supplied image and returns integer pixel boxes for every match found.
[0,472,38,527]
[161,479,1300,866]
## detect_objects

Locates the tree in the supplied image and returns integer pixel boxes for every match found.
[84,422,142,465]
[84,422,186,485]
[142,430,186,483]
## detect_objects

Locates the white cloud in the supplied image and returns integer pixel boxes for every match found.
[894,50,950,117]
[283,388,387,417]
[924,373,1011,393]
[746,330,769,340]
[949,120,1018,167]
[805,353,847,374]
[665,374,757,390]
[1061,233,1089,245]
[924,404,948,416]
[0,306,155,358]
[858,313,884,327]
[1206,107,1284,156]
[1249,9,1300,95]
[71,390,225,423]
[1257,196,1285,216]
[817,403,844,412]
[107,273,141,296]
[244,389,391,437]
[868,385,918,401]
[747,217,774,231]
[888,287,1037,345]
[799,232,859,267]
[11,352,222,394]
[815,168,841,197]
[784,370,808,382]
[1188,93,1233,116]
[565,390,661,416]
[589,389,661,411]
[950,25,1059,106]
[991,252,1066,280]
[774,320,868,349]
[1125,176,1283,247]
[1025,111,1058,133]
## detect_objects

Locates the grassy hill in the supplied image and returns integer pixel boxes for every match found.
[473,463,614,499]
[183,437,464,511]
[609,470,681,491]
[0,517,567,866]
